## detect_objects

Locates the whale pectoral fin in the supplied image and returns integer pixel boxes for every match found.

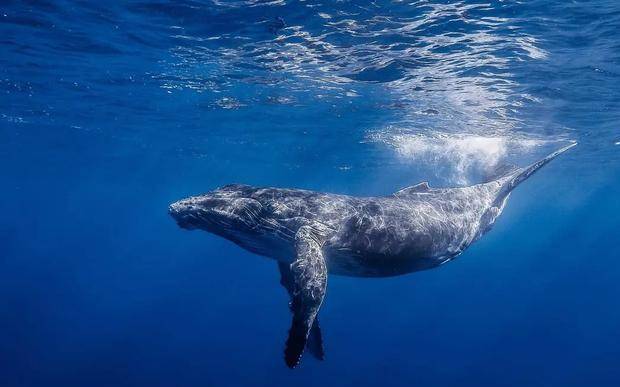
[280,226,327,368]
[306,318,325,360]
[278,263,325,362]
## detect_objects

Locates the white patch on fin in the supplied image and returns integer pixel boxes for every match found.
[394,182,431,197]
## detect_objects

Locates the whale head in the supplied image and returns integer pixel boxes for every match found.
[169,184,262,236]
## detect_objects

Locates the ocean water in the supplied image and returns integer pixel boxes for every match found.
[1,1,619,386]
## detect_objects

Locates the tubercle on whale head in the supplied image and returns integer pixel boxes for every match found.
[168,197,205,230]
[168,184,262,232]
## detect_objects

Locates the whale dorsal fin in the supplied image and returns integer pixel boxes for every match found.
[395,181,431,196]
[280,225,327,368]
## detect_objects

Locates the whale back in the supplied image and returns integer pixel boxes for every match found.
[390,143,576,241]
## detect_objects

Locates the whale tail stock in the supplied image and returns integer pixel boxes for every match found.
[475,141,576,237]
[495,141,577,202]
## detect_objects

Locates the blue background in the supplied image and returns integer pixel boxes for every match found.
[1,1,619,386]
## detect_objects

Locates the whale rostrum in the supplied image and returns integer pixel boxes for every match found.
[169,142,576,368]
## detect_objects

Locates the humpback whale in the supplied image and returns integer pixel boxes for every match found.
[169,143,575,368]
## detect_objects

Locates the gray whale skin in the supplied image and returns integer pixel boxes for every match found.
[169,143,575,368]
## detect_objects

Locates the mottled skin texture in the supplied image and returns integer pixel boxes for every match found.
[169,143,574,368]
[172,181,506,276]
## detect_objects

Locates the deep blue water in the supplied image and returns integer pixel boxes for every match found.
[1,1,619,386]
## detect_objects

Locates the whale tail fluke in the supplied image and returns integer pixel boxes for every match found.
[478,141,576,234]
[491,141,576,208]
[504,141,576,193]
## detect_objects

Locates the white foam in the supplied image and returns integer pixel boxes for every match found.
[370,131,548,184]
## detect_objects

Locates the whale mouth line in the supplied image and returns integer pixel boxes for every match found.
[172,212,200,230]
[169,203,246,231]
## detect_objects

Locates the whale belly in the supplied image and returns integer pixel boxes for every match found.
[322,213,470,277]
[323,247,451,278]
